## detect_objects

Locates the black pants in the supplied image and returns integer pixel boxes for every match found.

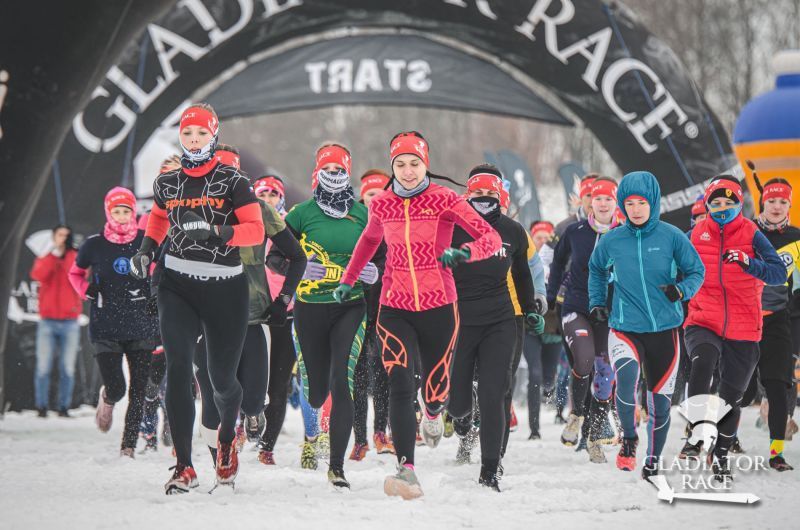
[449,319,516,467]
[523,332,561,433]
[142,347,167,435]
[742,310,794,441]
[378,303,459,466]
[353,329,390,444]
[293,300,366,469]
[685,325,760,457]
[259,320,297,452]
[158,268,249,467]
[501,316,524,457]
[94,348,152,450]
[196,324,269,433]
[562,311,610,416]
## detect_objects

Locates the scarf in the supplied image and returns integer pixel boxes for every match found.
[392,175,430,198]
[104,216,139,244]
[468,196,501,225]
[757,213,790,232]
[314,168,355,218]
[588,213,619,234]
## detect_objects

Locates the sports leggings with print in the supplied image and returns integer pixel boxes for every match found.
[562,312,614,415]
[158,268,249,467]
[293,299,366,469]
[609,328,680,468]
[378,303,459,466]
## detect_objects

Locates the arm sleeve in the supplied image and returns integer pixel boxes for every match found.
[144,204,170,245]
[266,211,301,276]
[68,262,90,299]
[268,227,307,297]
[30,255,54,282]
[448,197,501,262]
[510,228,537,314]
[546,229,571,305]
[341,207,384,286]
[588,236,612,309]
[673,230,705,300]
[529,252,546,295]
[224,203,265,247]
[261,202,286,238]
[749,231,788,286]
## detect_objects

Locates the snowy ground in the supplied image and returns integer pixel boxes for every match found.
[1,402,796,530]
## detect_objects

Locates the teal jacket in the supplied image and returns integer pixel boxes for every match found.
[588,171,705,333]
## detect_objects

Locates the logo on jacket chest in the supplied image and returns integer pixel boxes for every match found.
[165,196,226,210]
[113,257,131,275]
[493,243,510,258]
[700,232,711,241]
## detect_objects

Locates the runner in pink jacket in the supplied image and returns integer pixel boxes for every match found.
[334,131,501,500]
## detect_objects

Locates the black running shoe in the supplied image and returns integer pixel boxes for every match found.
[769,455,794,472]
[679,439,703,459]
[479,465,501,492]
[729,436,745,454]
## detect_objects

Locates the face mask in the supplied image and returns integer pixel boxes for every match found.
[180,134,218,169]
[468,196,501,224]
[708,203,742,225]
[314,168,355,219]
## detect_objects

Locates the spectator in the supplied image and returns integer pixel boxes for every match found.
[30,225,82,418]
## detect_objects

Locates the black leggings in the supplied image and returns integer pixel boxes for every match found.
[95,350,151,450]
[158,268,249,467]
[259,320,297,452]
[293,300,366,469]
[378,303,459,466]
[501,317,524,457]
[562,311,610,416]
[685,325,759,456]
[196,324,269,435]
[523,332,562,433]
[142,348,167,434]
[449,319,516,467]
[353,330,390,444]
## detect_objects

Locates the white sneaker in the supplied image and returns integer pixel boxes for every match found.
[384,459,423,500]
[421,412,444,449]
[95,386,115,433]
[587,439,606,463]
[560,413,584,446]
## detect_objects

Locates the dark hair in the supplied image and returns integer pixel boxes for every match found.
[710,174,740,186]
[53,224,75,250]
[390,130,427,144]
[217,143,239,155]
[763,177,791,188]
[257,174,284,184]
[468,163,503,180]
[582,173,601,182]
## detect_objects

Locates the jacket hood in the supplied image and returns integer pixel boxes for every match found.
[617,171,661,233]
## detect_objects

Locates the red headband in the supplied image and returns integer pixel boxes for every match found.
[531,221,554,235]
[626,194,649,204]
[180,106,218,135]
[105,187,136,212]
[579,178,596,198]
[704,179,743,204]
[590,180,617,199]
[315,145,351,175]
[216,150,240,169]
[390,134,430,167]
[254,176,284,197]
[762,182,792,203]
[500,188,510,209]
[467,173,504,194]
[360,173,389,197]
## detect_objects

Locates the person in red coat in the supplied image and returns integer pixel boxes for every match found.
[683,175,785,481]
[30,225,82,418]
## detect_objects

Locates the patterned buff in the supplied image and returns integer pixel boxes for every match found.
[588,213,619,234]
[179,106,219,172]
[757,213,790,232]
[314,168,355,218]
[103,186,139,244]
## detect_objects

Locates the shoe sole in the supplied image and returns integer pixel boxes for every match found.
[384,476,423,500]
[165,479,198,495]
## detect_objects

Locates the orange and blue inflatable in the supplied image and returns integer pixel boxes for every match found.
[734,50,800,223]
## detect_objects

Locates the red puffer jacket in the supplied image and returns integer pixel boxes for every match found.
[30,249,83,320]
[685,215,763,341]
[342,183,501,312]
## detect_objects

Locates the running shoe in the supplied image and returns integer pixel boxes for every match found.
[443,413,455,438]
[641,460,658,483]
[373,431,396,454]
[316,432,331,457]
[708,452,732,483]
[384,459,423,500]
[509,404,518,432]
[560,413,583,446]
[769,455,794,472]
[554,408,567,425]
[257,449,276,466]
[528,430,541,440]
[679,439,703,459]
[37,408,47,418]
[787,418,799,441]
[58,408,71,418]
[301,438,318,470]
[164,464,198,495]
[421,411,444,449]
[455,426,479,465]
[141,433,158,453]
[216,440,239,485]
[349,442,369,461]
[616,437,638,471]
[120,447,135,459]
[328,467,350,490]
[587,439,606,464]
[478,464,501,492]
[729,436,746,454]
[234,423,246,453]
[95,386,115,433]
[245,412,266,442]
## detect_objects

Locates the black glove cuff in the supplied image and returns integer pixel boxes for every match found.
[216,225,234,243]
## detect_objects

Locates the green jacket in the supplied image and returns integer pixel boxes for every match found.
[240,202,286,324]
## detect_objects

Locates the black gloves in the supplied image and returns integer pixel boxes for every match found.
[265,298,288,327]
[130,237,157,280]
[179,210,216,241]
[659,284,683,303]
[589,306,609,324]
[85,279,102,300]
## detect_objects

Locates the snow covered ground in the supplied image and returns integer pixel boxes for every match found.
[1,402,796,530]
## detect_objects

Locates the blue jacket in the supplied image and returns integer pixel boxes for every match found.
[548,219,608,316]
[588,171,705,333]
